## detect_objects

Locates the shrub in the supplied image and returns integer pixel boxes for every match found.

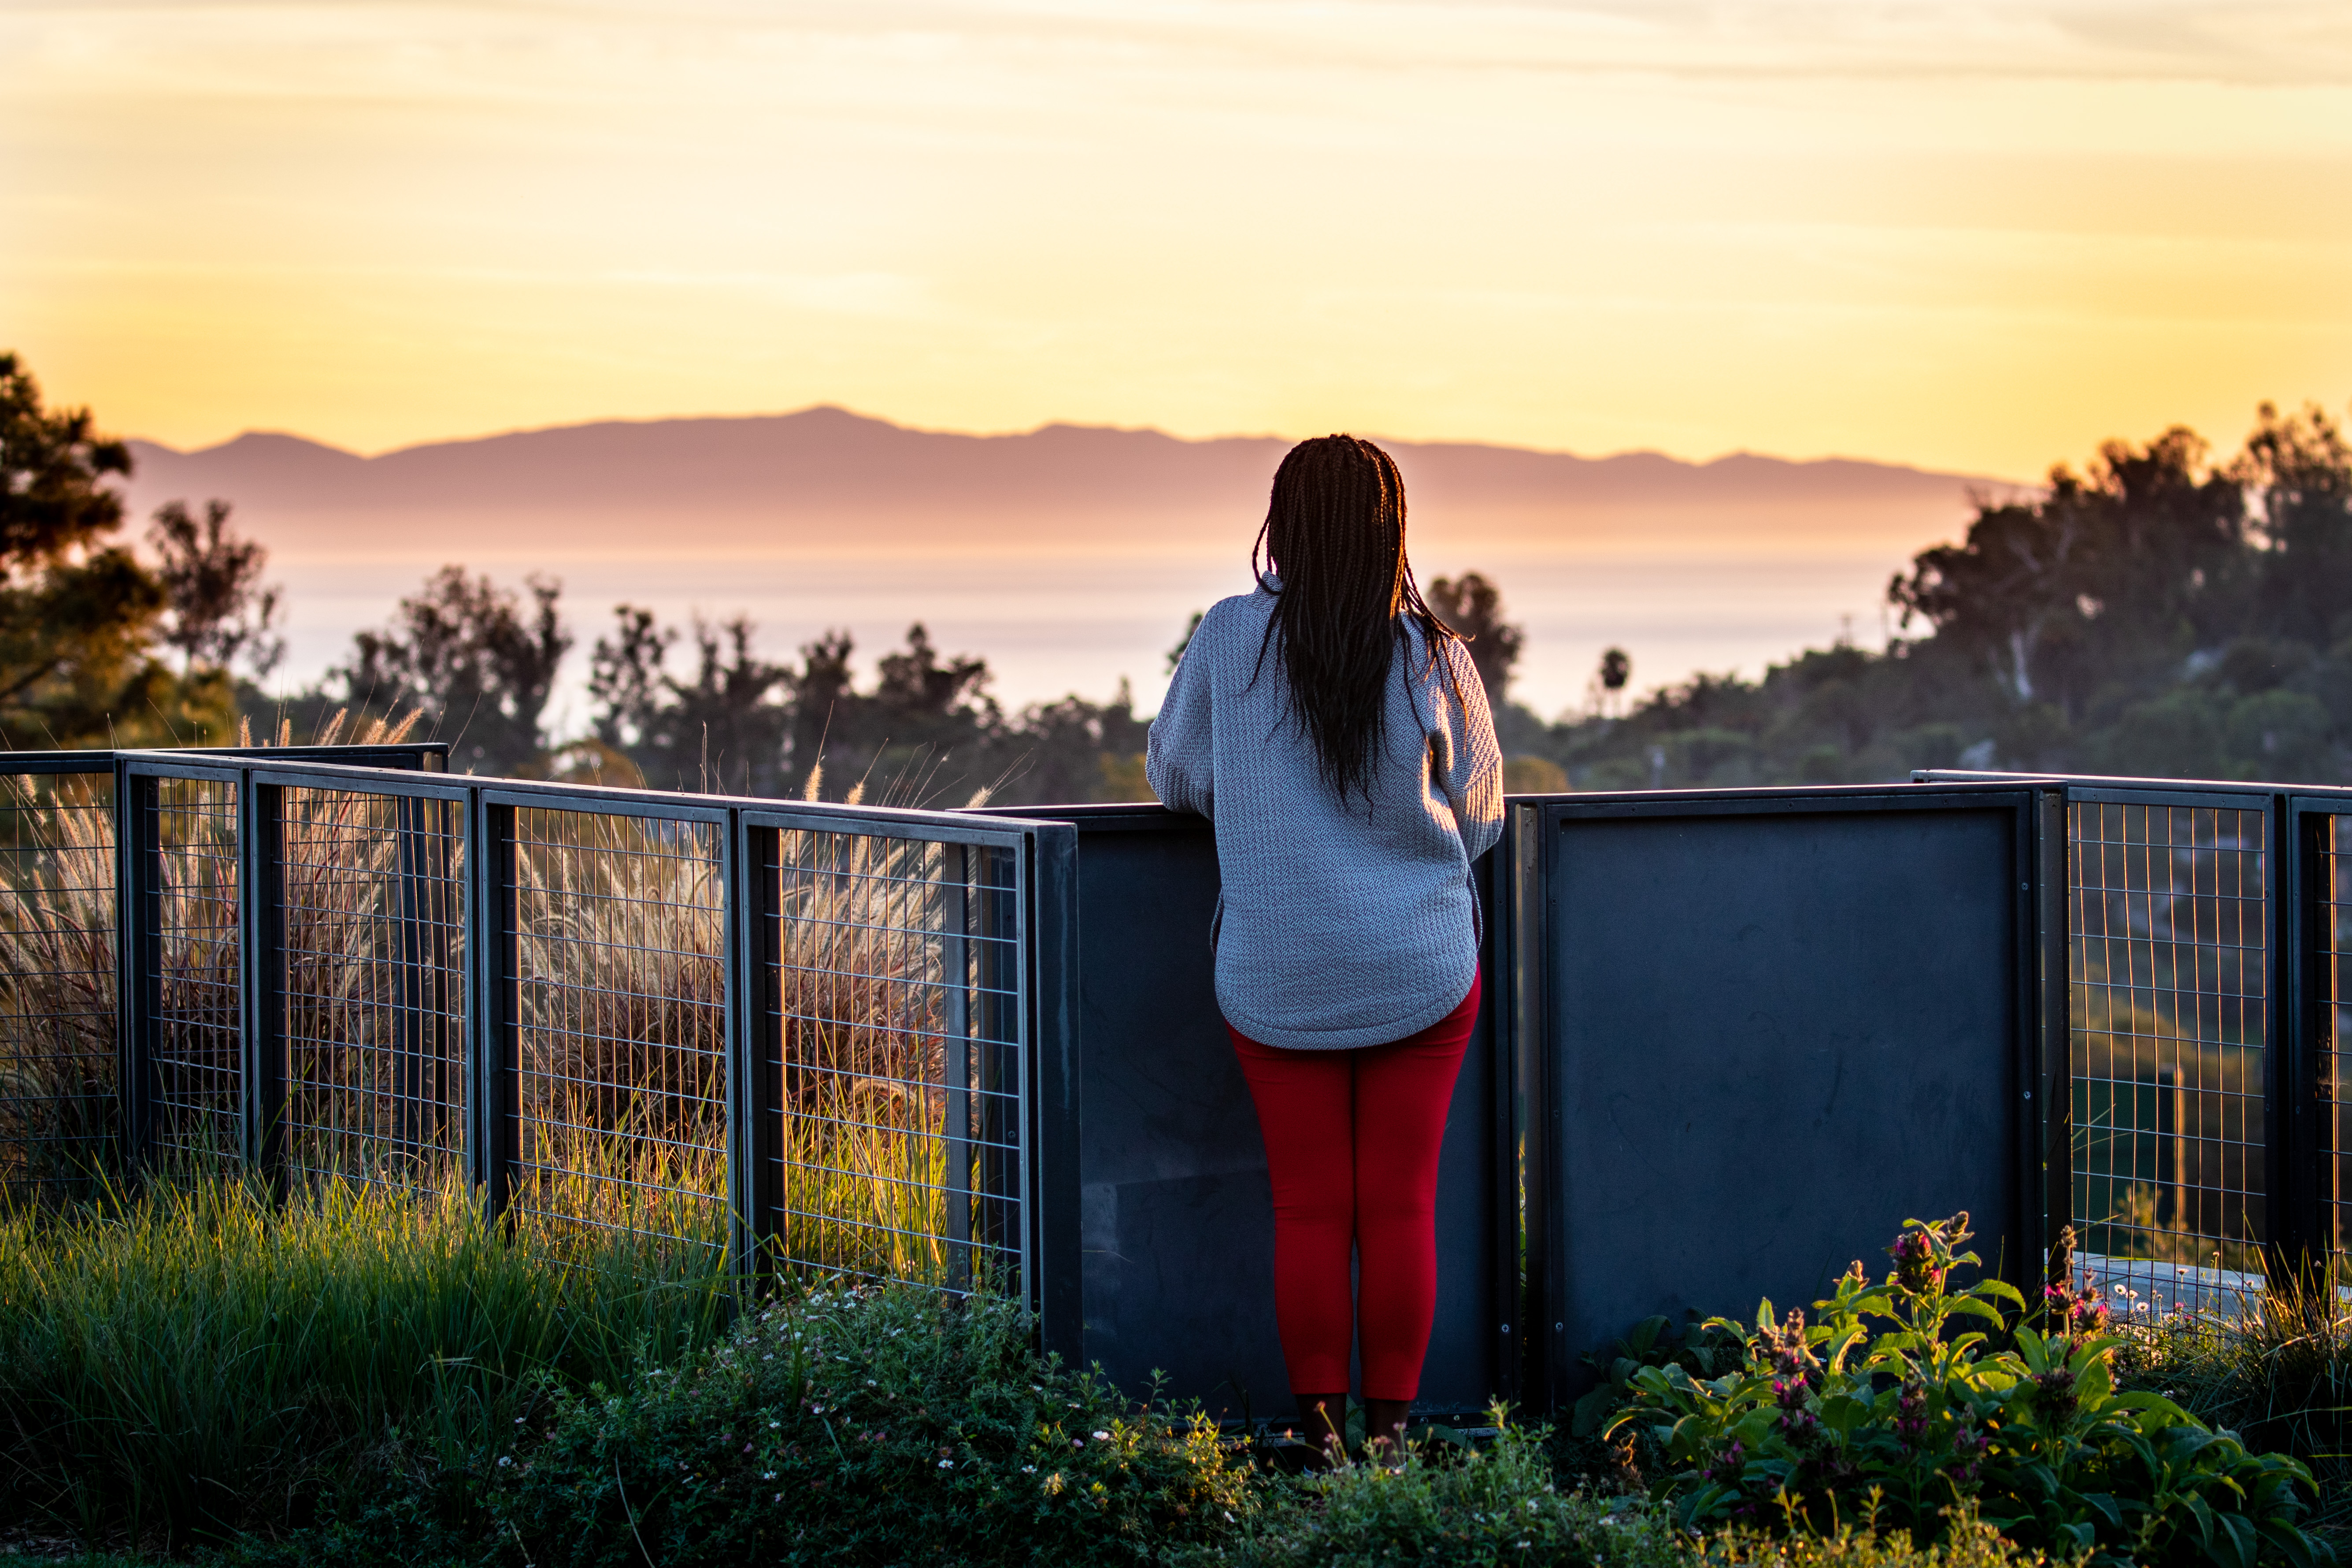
[1195,1418,1689,1568]
[473,1280,1254,1567]
[1708,1505,2071,1568]
[1610,1214,2332,1568]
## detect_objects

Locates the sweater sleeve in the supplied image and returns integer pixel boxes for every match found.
[1145,619,1215,816]
[1433,638,1504,861]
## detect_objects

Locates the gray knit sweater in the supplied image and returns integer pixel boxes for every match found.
[1145,578,1504,1049]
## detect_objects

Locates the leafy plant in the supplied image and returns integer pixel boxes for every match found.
[2115,1252,2352,1540]
[1609,1214,2332,1568]
[1577,1314,1752,1439]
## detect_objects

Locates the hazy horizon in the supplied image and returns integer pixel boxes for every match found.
[111,402,1987,723]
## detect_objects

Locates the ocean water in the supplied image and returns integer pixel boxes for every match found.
[258,550,1910,734]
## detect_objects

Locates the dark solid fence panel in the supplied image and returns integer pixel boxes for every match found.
[978,803,1513,1423]
[0,766,117,1203]
[1517,784,2050,1410]
[2066,790,2272,1308]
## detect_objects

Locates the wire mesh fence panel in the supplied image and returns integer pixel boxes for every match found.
[0,772,117,1204]
[2070,798,2269,1309]
[279,788,466,1187]
[507,808,728,1253]
[152,778,241,1175]
[767,830,1023,1294]
[2312,816,2352,1260]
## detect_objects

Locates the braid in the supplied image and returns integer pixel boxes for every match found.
[1248,435,1466,804]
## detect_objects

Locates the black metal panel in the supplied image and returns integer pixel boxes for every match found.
[992,804,1508,1422]
[1524,787,2038,1409]
[1027,821,1085,1363]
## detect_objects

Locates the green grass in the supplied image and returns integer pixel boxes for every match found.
[0,1173,735,1553]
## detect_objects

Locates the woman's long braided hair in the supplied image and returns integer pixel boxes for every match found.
[1250,434,1464,804]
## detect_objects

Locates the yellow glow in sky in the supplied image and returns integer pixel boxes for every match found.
[5,1,2349,477]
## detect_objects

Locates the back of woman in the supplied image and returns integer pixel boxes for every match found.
[1145,434,1502,1461]
[1148,586,1498,1047]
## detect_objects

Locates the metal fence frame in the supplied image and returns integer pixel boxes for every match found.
[1922,770,2346,1293]
[0,746,1079,1347]
[18,743,2352,1414]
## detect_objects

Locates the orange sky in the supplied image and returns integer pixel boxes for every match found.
[5,1,2348,479]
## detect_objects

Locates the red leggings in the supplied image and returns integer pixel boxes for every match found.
[1226,969,1479,1401]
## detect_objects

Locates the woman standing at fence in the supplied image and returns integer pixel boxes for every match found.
[1146,434,1501,1460]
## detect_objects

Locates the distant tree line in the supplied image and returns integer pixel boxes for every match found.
[14,347,2352,794]
[1496,401,2352,790]
[252,574,1152,808]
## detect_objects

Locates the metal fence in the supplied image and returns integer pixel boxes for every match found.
[0,746,1077,1345]
[19,744,2352,1419]
[0,757,117,1206]
[1508,782,2052,1409]
[1923,771,2350,1313]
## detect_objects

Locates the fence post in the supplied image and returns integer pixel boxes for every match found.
[1477,834,1520,1407]
[939,847,974,1290]
[727,814,782,1282]
[2276,798,2324,1275]
[467,794,519,1222]
[112,762,160,1177]
[1508,801,1558,1413]
[2033,786,2072,1282]
[1028,823,1081,1360]
[239,777,286,1186]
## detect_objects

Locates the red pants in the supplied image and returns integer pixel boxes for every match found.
[1226,969,1479,1401]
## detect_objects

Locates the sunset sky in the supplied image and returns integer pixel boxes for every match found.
[5,1,2349,479]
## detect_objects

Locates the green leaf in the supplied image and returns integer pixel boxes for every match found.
[2215,1510,2259,1568]
[2078,1491,2123,1530]
[2256,1519,2320,1568]
[1973,1277,2029,1310]
[2185,1491,2220,1553]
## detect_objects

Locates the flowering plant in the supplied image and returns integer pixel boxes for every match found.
[1607,1214,2330,1568]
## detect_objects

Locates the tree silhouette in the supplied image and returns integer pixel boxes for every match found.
[0,352,229,746]
[338,567,571,773]
[1426,572,1524,704]
[149,498,284,678]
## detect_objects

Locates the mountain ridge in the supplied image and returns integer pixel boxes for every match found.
[116,406,2012,563]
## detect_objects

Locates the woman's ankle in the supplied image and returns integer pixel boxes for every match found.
[1292,1391,1349,1450]
[1362,1397,1412,1456]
